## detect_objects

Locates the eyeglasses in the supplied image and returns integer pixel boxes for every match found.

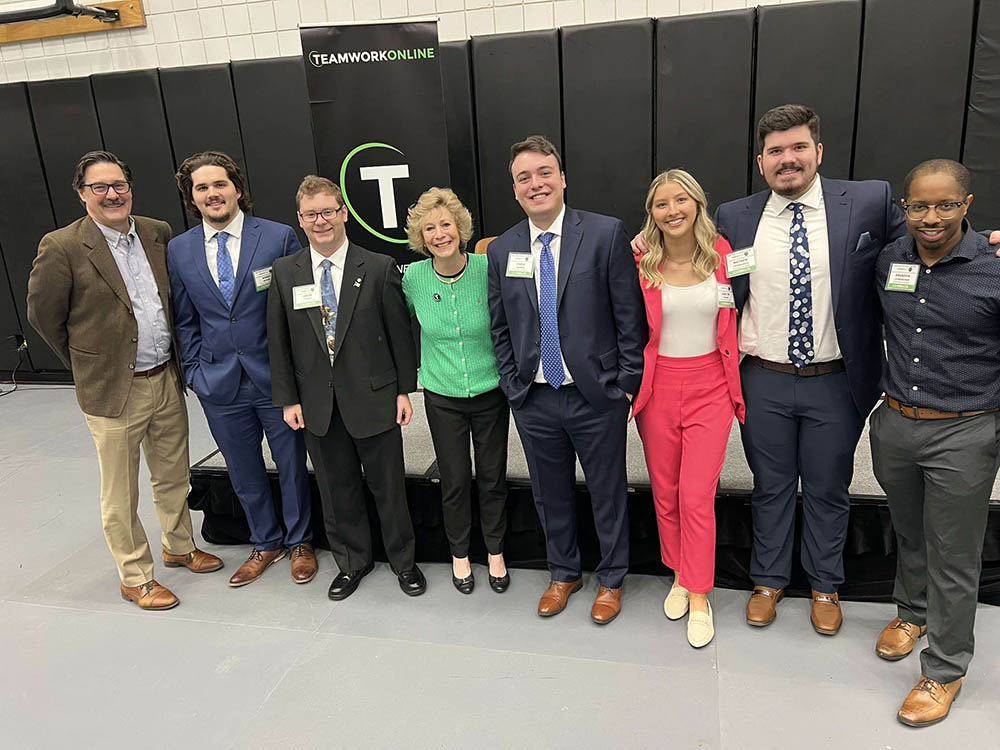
[298,206,344,222]
[83,181,132,196]
[900,200,966,219]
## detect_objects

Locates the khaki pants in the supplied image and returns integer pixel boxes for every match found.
[84,364,194,586]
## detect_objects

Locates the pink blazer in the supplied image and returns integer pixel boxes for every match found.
[631,235,745,422]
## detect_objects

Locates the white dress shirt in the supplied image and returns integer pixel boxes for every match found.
[203,210,245,286]
[310,238,348,300]
[528,205,573,385]
[739,175,842,363]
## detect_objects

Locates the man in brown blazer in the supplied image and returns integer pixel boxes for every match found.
[27,150,222,610]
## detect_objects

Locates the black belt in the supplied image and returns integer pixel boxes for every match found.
[134,361,169,378]
[745,355,845,377]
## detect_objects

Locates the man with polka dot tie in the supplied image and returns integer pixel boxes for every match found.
[487,136,646,624]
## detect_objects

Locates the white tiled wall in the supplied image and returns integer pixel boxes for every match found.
[0,0,817,83]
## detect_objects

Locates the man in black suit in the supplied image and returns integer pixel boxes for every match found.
[267,175,424,599]
[488,135,646,624]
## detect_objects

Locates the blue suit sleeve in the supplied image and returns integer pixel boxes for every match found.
[166,239,202,388]
[282,226,300,257]
[607,220,647,395]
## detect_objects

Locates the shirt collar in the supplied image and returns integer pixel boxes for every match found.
[529,204,567,246]
[94,216,137,250]
[311,238,349,272]
[765,174,824,216]
[204,210,244,242]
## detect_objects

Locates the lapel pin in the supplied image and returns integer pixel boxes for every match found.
[354,277,362,288]
[433,293,441,302]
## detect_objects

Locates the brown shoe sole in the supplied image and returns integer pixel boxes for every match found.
[229,549,287,587]
[897,684,961,727]
[163,559,224,573]
[812,621,841,636]
[538,579,583,617]
[591,608,620,626]
[746,590,783,627]
[292,568,318,584]
[120,591,179,610]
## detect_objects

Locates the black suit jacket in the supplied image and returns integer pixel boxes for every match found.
[267,242,417,439]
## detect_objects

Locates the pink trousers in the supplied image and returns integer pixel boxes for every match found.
[635,351,734,593]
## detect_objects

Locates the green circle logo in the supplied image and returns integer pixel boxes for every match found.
[339,142,409,245]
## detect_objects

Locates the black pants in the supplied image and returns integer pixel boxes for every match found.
[424,388,509,557]
[304,401,416,574]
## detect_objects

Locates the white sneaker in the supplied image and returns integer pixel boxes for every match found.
[687,601,714,648]
[663,582,689,620]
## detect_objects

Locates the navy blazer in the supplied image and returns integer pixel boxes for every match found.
[715,177,906,416]
[487,206,647,411]
[168,215,299,405]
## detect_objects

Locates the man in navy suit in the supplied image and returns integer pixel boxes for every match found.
[488,135,646,624]
[168,151,315,587]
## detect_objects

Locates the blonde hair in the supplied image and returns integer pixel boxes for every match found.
[405,187,474,256]
[638,169,720,289]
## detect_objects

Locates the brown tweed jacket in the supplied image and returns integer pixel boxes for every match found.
[27,215,181,418]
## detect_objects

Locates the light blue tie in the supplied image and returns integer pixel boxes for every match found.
[538,231,565,388]
[787,202,814,367]
[216,231,234,307]
[320,259,338,357]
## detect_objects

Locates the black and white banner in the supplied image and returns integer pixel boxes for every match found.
[301,20,451,267]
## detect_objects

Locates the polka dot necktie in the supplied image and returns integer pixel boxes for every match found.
[320,259,338,357]
[538,231,565,388]
[787,202,814,367]
[216,231,234,307]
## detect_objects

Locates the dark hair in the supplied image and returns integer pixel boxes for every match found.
[509,135,563,173]
[902,159,972,200]
[175,151,253,217]
[295,175,344,209]
[757,104,821,152]
[72,150,132,192]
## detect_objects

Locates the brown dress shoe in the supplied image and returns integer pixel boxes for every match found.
[746,586,783,627]
[591,586,622,625]
[290,543,318,584]
[163,548,224,573]
[229,548,287,587]
[120,580,179,610]
[537,579,583,617]
[876,617,927,661]
[810,590,843,635]
[898,676,962,727]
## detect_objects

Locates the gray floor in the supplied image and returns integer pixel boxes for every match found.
[2,384,999,749]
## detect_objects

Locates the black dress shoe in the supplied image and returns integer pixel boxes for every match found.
[327,562,374,601]
[489,572,510,593]
[397,565,426,596]
[452,570,475,594]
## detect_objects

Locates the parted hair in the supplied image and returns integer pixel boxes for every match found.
[72,150,132,192]
[175,151,253,217]
[295,175,343,209]
[509,135,563,173]
[405,187,474,256]
[638,169,720,289]
[756,104,821,152]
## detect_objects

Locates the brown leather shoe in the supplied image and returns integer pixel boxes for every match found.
[898,676,962,727]
[290,543,318,584]
[228,548,287,587]
[591,586,622,625]
[120,580,179,610]
[746,586,783,627]
[876,617,927,661]
[810,590,842,635]
[537,579,583,617]
[163,548,224,573]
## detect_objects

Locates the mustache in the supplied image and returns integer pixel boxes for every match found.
[101,199,126,207]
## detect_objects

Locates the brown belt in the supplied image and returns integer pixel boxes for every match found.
[745,355,845,377]
[134,361,169,378]
[885,396,1000,421]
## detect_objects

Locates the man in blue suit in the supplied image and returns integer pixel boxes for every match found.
[168,151,316,587]
[488,135,646,624]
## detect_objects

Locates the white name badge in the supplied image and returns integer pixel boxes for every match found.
[717,283,735,308]
[292,283,322,309]
[252,266,272,292]
[726,247,758,276]
[885,262,920,292]
[506,252,534,278]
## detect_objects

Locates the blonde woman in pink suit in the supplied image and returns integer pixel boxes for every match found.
[632,169,746,648]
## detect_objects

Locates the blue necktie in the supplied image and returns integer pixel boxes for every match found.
[787,202,814,367]
[538,231,565,388]
[320,259,338,357]
[216,231,234,307]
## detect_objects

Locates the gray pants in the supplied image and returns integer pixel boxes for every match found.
[869,403,1000,682]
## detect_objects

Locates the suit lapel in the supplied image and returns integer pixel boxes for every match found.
[232,216,262,306]
[556,208,581,309]
[513,223,538,316]
[641,270,662,349]
[332,244,365,364]
[83,218,132,312]
[193,225,230,309]
[821,177,852,320]
[293,250,327,353]
[732,192,769,309]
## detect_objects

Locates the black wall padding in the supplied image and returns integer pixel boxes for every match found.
[964,0,1000,232]
[440,41,483,242]
[91,70,186,237]
[27,78,103,229]
[0,84,64,371]
[656,10,755,212]
[753,0,861,191]
[853,0,975,197]
[0,247,26,372]
[231,57,317,246]
[472,30,562,237]
[159,64,247,229]
[562,20,653,236]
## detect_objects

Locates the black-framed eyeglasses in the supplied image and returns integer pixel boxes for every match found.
[900,200,967,219]
[298,206,344,222]
[82,181,131,196]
